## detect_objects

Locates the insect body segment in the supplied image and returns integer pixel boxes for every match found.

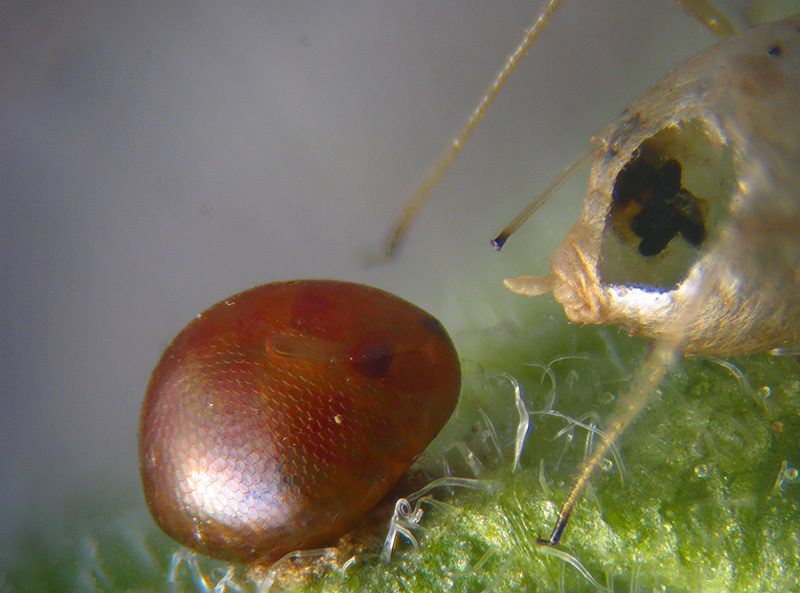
[505,14,800,356]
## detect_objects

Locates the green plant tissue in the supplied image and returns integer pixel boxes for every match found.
[5,299,799,593]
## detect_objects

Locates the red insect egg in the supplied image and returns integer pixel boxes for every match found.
[139,280,461,564]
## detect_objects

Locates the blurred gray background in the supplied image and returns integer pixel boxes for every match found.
[1,0,725,574]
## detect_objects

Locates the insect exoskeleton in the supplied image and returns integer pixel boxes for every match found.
[504,14,800,356]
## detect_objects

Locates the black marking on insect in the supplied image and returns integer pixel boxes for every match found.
[609,151,708,257]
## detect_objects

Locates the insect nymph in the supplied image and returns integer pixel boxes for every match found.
[380,0,800,558]
[501,13,800,358]
[504,10,800,547]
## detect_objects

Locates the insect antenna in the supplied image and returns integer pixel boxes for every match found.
[491,147,592,250]
[371,0,565,262]
[492,0,737,254]
[674,0,737,39]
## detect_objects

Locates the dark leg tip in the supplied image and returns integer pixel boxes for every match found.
[537,515,568,546]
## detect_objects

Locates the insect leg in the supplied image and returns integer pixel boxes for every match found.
[537,343,677,545]
[539,219,742,545]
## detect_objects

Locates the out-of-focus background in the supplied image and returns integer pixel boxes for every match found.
[1,0,761,589]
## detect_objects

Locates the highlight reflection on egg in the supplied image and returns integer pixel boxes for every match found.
[139,280,461,565]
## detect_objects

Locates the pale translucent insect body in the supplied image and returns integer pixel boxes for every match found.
[503,11,800,546]
[505,14,800,356]
[382,2,800,550]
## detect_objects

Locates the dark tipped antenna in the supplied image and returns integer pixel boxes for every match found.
[370,0,566,263]
[491,147,592,250]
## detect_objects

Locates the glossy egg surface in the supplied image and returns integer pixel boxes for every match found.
[139,279,461,564]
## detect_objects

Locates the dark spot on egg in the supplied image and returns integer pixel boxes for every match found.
[768,43,783,57]
[139,280,461,565]
[349,340,394,378]
[423,315,449,340]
